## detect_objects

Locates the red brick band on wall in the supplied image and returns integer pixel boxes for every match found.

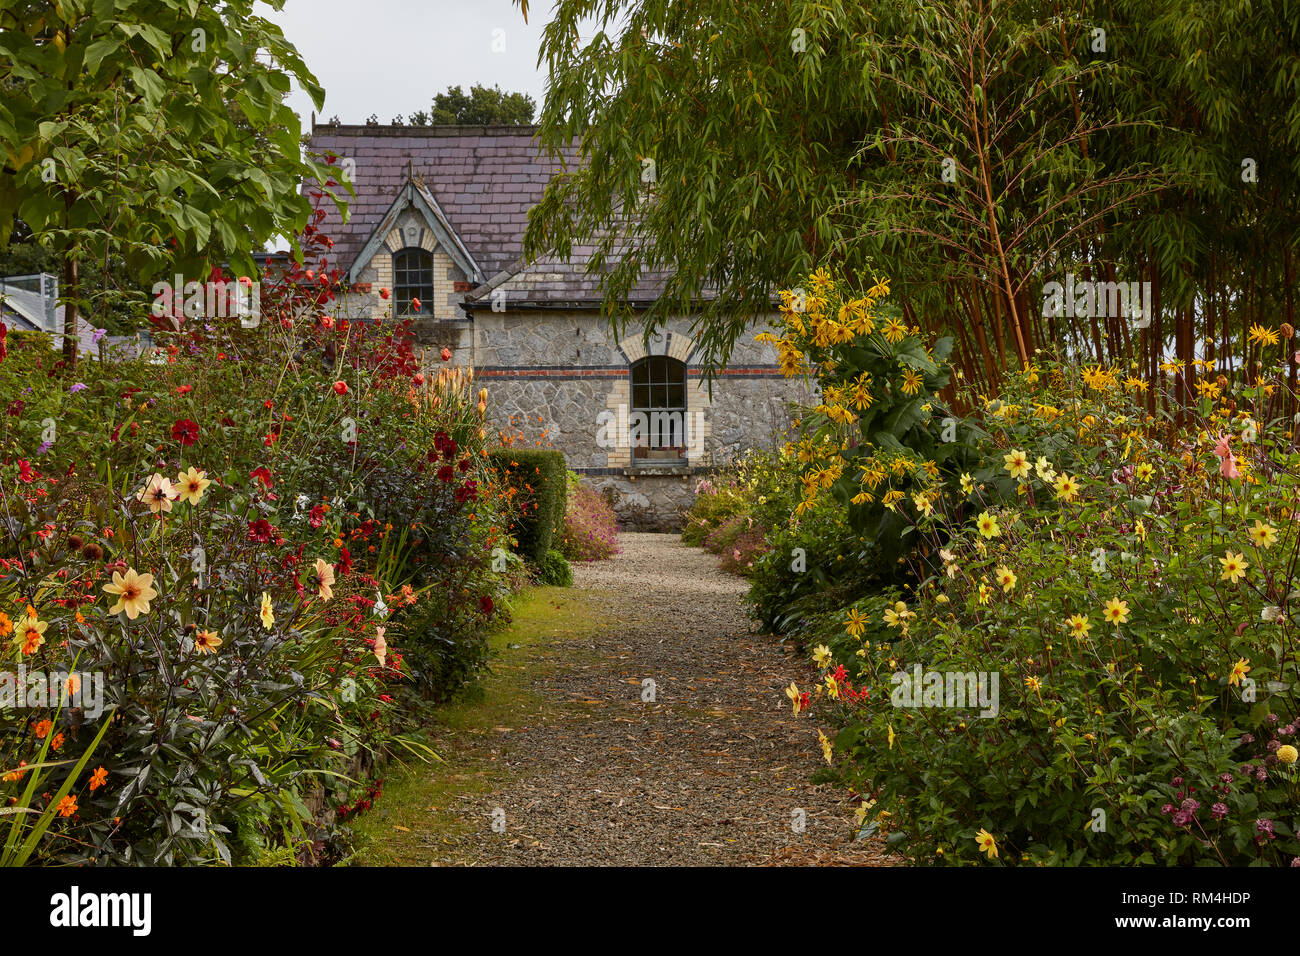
[477,366,783,379]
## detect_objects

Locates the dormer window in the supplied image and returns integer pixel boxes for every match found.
[393,247,434,316]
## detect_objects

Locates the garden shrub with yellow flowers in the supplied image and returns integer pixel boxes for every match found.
[0,231,511,865]
[740,268,975,632]
[688,267,1300,866]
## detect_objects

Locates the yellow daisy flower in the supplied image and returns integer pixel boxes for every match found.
[1249,521,1277,549]
[194,629,223,655]
[1218,551,1248,584]
[1003,449,1030,480]
[1053,474,1081,502]
[16,615,47,655]
[785,682,804,716]
[102,568,159,620]
[845,609,868,638]
[818,729,833,765]
[174,466,212,506]
[1103,598,1130,626]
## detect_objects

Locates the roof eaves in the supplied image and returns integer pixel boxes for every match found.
[461,257,527,302]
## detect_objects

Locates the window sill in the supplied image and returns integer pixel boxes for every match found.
[622,464,694,478]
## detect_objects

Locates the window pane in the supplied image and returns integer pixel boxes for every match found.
[394,248,433,315]
[630,357,688,421]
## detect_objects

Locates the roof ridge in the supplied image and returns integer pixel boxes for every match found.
[310,123,541,138]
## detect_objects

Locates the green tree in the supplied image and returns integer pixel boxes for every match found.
[518,0,891,369]
[518,0,1300,403]
[411,83,536,126]
[0,221,55,276]
[0,0,340,367]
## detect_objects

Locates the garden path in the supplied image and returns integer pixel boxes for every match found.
[416,532,887,866]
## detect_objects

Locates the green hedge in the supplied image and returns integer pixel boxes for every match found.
[536,549,573,587]
[488,448,568,562]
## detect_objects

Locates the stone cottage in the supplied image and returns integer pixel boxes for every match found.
[306,122,803,529]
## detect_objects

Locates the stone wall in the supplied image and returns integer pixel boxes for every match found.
[471,309,807,530]
[586,470,701,532]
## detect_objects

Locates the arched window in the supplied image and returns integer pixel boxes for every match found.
[630,356,687,457]
[392,247,434,316]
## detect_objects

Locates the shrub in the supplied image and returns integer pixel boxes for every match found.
[557,477,619,562]
[682,446,891,632]
[716,525,770,577]
[394,589,493,703]
[488,448,567,562]
[0,216,509,865]
[702,515,747,554]
[681,475,750,546]
[785,354,1300,866]
[681,440,898,628]
[744,269,974,628]
[679,458,778,578]
[535,549,573,587]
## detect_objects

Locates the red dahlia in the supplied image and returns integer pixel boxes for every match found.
[171,419,199,445]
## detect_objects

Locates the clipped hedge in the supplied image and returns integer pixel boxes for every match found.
[536,549,574,587]
[488,448,568,561]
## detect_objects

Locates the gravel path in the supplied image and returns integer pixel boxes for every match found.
[427,532,887,866]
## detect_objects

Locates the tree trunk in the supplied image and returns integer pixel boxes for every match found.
[1150,263,1162,417]
[966,281,999,394]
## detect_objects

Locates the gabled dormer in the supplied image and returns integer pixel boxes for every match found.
[347,175,484,318]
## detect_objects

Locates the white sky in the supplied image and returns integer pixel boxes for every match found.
[266,0,562,127]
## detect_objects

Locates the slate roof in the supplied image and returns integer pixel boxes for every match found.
[305,123,675,307]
